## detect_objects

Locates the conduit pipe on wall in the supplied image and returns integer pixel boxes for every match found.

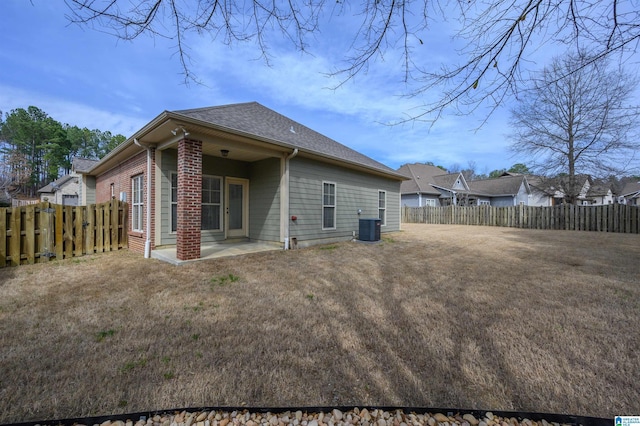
[283,148,299,250]
[134,138,153,259]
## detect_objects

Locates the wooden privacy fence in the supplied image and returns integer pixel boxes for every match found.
[1,200,128,268]
[403,204,640,234]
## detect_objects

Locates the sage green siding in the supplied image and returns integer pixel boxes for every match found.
[83,175,96,205]
[158,149,251,245]
[248,158,281,242]
[289,156,401,245]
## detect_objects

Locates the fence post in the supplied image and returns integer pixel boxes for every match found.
[0,208,6,267]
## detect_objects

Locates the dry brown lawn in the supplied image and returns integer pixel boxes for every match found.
[0,224,638,423]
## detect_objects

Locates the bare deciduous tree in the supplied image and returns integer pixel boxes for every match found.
[64,0,640,121]
[509,51,639,203]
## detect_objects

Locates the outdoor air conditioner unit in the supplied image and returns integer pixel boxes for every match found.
[359,218,381,242]
[119,192,127,202]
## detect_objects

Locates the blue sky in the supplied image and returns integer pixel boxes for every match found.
[0,1,555,173]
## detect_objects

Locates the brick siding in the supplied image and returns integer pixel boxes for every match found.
[95,148,156,255]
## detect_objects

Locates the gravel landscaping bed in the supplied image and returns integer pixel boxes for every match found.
[17,408,609,426]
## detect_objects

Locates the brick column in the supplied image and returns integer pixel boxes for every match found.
[177,139,202,260]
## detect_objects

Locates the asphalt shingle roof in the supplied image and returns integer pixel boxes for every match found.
[468,175,527,196]
[174,102,401,177]
[621,181,640,196]
[72,158,100,173]
[38,174,76,193]
[397,163,450,195]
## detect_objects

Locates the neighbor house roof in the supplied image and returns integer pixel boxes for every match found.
[72,158,100,173]
[38,174,76,194]
[620,181,640,197]
[469,175,529,197]
[398,163,450,195]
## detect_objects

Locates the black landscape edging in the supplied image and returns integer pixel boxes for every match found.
[0,406,612,426]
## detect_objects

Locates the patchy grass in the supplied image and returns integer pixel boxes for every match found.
[0,224,639,422]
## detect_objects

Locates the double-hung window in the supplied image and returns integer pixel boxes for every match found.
[202,176,222,230]
[170,173,178,232]
[170,173,222,232]
[322,182,336,229]
[132,174,144,232]
[378,190,386,226]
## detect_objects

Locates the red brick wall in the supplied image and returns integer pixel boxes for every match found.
[176,139,202,260]
[95,148,156,254]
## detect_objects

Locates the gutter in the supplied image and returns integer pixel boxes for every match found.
[283,148,299,250]
[134,138,154,259]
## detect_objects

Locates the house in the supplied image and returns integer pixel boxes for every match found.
[581,182,614,205]
[399,163,531,206]
[468,174,531,206]
[72,158,100,205]
[38,174,79,205]
[37,158,99,205]
[526,175,564,206]
[81,102,405,261]
[398,163,471,206]
[619,181,640,205]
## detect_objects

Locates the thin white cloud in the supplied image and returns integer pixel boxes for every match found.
[0,85,147,136]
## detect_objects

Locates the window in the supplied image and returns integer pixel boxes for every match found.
[132,174,144,232]
[479,200,490,206]
[378,190,386,226]
[322,182,336,229]
[202,176,222,230]
[170,173,178,232]
[424,198,437,207]
[170,173,222,232]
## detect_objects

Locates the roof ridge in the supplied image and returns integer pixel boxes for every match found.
[173,101,260,115]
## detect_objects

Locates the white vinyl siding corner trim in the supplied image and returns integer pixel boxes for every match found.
[322,181,336,230]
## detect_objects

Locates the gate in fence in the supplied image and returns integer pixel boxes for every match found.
[0,200,128,268]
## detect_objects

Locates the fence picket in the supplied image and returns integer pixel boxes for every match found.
[0,209,6,266]
[0,200,128,268]
[402,204,640,235]
[9,208,21,266]
[25,205,35,264]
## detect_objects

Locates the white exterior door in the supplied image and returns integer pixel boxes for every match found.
[226,178,249,238]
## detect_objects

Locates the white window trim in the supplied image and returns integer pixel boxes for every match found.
[170,172,178,234]
[132,174,144,232]
[424,198,437,207]
[202,174,223,232]
[322,181,336,230]
[170,172,223,233]
[378,190,387,226]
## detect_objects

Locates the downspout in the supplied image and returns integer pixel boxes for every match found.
[134,138,153,259]
[283,148,299,250]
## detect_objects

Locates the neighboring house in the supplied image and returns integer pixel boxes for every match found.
[72,158,99,205]
[37,158,99,206]
[38,174,80,205]
[468,174,531,206]
[399,163,530,206]
[619,181,640,205]
[81,102,406,261]
[581,182,614,205]
[398,163,471,206]
[526,175,564,206]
